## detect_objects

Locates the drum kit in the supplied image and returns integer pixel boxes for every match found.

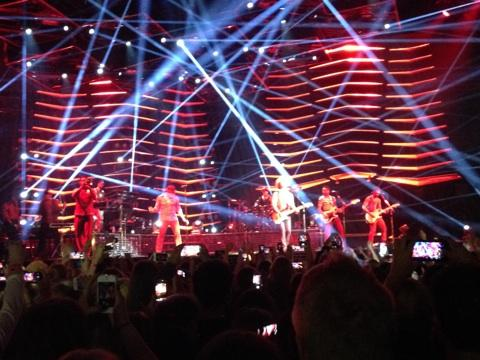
[225,194,275,232]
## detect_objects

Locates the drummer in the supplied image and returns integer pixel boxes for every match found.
[254,188,273,213]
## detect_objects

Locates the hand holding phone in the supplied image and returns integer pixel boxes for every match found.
[412,241,444,261]
[180,245,201,257]
[155,281,167,301]
[97,274,116,313]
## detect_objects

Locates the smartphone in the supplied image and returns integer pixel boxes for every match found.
[292,262,303,270]
[177,269,186,278]
[253,274,262,289]
[70,252,84,260]
[259,245,265,252]
[257,323,278,337]
[291,245,305,252]
[299,233,307,248]
[412,241,444,261]
[155,281,167,302]
[97,274,116,313]
[180,245,201,257]
[24,272,43,283]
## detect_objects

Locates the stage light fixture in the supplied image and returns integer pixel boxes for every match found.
[25,28,32,35]
[130,229,135,234]
[178,75,185,81]
[247,1,254,9]
[160,37,167,43]
[117,156,124,163]
[88,28,95,35]
[259,47,265,54]
[33,192,39,198]
[202,194,207,199]
[463,224,471,231]
[224,88,231,94]
[19,219,27,226]
[148,81,155,88]
[176,39,185,47]
[33,153,39,158]
[26,61,32,68]
[212,50,219,57]
[312,55,317,60]
[211,226,218,233]
[242,46,249,52]
[99,63,105,68]
[125,40,132,47]
[195,78,201,84]
[442,10,450,17]
[384,23,390,29]
[20,152,28,160]
[210,160,215,165]
[212,194,217,198]
[118,71,123,76]
[280,19,287,24]
[61,73,68,79]
[155,220,162,227]
[20,191,28,198]
[97,68,104,75]
[282,59,286,63]
[199,159,206,165]
[63,25,69,32]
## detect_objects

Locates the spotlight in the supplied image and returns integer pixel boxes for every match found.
[117,156,124,163]
[312,55,317,60]
[20,191,28,199]
[243,46,249,52]
[178,75,185,81]
[176,39,185,47]
[212,194,216,198]
[118,71,123,76]
[99,63,105,68]
[211,226,218,233]
[19,219,27,226]
[88,28,95,35]
[63,25,69,32]
[259,47,265,54]
[97,68,104,75]
[224,88,231,94]
[148,81,155,88]
[125,40,132,47]
[199,159,206,165]
[282,59,287,63]
[195,78,201,84]
[61,73,68,79]
[20,152,28,160]
[26,61,32,68]
[130,229,135,234]
[212,50,219,57]
[155,220,162,227]
[25,28,32,35]
[33,192,39,198]
[160,37,167,43]
[463,224,471,231]
[384,23,390,30]
[202,194,207,199]
[210,160,215,165]
[33,153,39,158]
[246,1,254,9]
[280,19,287,24]
[442,10,450,17]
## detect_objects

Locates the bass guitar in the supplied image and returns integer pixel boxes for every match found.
[272,202,313,224]
[365,203,400,224]
[317,198,360,224]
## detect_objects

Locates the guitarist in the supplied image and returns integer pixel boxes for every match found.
[362,188,391,248]
[271,176,296,252]
[317,186,346,246]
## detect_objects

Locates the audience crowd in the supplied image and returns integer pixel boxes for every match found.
[0,219,479,360]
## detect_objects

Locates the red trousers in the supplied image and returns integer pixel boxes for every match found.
[367,218,387,244]
[324,216,346,240]
[74,215,94,252]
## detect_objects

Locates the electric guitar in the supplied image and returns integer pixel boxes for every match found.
[365,203,400,224]
[272,202,313,224]
[317,199,360,224]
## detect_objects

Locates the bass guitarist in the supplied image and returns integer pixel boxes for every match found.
[317,186,346,246]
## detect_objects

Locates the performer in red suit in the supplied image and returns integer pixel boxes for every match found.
[72,176,96,253]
